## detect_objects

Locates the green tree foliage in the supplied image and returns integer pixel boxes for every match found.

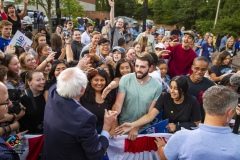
[60,0,84,19]
[151,0,240,36]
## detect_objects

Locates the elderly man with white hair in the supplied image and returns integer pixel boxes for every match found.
[43,67,118,160]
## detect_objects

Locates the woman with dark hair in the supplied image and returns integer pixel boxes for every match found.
[99,63,115,81]
[39,27,51,45]
[210,50,232,82]
[50,33,63,59]
[80,68,114,133]
[101,59,133,99]
[44,60,69,101]
[55,25,63,36]
[5,0,29,34]
[19,70,46,133]
[115,76,201,134]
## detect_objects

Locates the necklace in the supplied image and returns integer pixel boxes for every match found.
[137,76,151,85]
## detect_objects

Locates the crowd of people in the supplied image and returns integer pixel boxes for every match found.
[0,0,240,159]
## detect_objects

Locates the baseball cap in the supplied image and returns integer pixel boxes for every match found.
[155,43,165,49]
[21,20,27,25]
[184,30,195,39]
[147,25,153,29]
[112,46,126,54]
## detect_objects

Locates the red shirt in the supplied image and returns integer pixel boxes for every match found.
[163,44,196,78]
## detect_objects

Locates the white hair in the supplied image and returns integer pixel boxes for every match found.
[56,67,87,98]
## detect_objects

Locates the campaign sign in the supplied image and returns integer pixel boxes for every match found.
[139,119,169,134]
[10,30,32,49]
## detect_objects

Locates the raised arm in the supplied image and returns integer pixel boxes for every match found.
[18,0,28,19]
[108,0,115,28]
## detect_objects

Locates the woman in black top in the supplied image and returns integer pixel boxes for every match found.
[115,76,201,134]
[80,68,114,134]
[19,70,46,134]
[5,0,28,35]
[210,51,232,83]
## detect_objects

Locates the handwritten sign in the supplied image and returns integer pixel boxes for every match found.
[10,30,32,50]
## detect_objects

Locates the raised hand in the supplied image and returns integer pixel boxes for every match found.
[23,0,28,5]
[77,56,91,71]
[115,122,134,136]
[86,67,98,79]
[5,44,16,54]
[89,44,97,57]
[104,109,118,127]
[46,52,56,63]
[108,0,114,7]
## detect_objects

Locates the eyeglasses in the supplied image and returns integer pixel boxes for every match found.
[97,67,109,71]
[100,43,110,47]
[117,21,123,24]
[26,58,35,63]
[193,66,208,72]
[0,98,10,106]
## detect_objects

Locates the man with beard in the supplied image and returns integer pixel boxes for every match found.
[160,30,197,78]
[185,56,215,122]
[112,52,162,140]
[108,0,124,48]
[81,23,93,45]
[71,29,85,60]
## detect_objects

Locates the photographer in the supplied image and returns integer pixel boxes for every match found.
[62,20,73,40]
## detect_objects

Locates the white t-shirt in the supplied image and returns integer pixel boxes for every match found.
[81,31,91,45]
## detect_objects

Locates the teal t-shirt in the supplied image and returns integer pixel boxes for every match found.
[118,73,162,129]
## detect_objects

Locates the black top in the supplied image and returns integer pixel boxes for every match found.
[220,46,236,57]
[154,93,201,129]
[210,65,232,78]
[19,91,45,134]
[8,15,21,35]
[71,40,85,60]
[80,97,114,134]
[185,76,215,122]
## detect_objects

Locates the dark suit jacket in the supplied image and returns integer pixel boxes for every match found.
[43,84,109,160]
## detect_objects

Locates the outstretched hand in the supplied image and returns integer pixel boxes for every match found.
[115,122,134,136]
[101,84,112,99]
[77,56,91,71]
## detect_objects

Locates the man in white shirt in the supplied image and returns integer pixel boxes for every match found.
[81,23,93,45]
